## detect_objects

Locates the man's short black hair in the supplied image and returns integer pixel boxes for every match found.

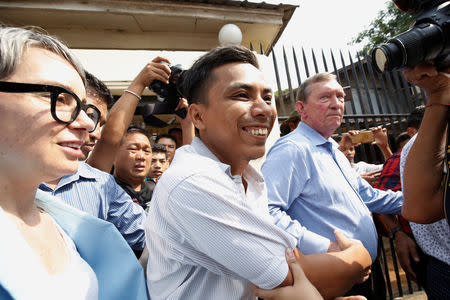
[121,126,151,145]
[85,70,114,108]
[395,132,411,149]
[152,143,168,159]
[180,45,259,105]
[155,133,177,146]
[406,105,425,130]
[168,127,182,135]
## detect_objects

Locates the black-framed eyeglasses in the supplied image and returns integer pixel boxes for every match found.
[0,81,100,133]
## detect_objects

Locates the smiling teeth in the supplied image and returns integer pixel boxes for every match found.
[61,142,81,149]
[248,128,268,136]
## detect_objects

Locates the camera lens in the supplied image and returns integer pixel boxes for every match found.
[372,22,446,72]
[372,43,404,72]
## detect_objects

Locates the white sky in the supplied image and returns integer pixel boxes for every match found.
[275,0,390,52]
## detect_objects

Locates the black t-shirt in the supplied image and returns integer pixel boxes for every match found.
[114,178,155,211]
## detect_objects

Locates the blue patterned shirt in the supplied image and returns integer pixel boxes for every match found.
[262,122,403,261]
[39,161,146,250]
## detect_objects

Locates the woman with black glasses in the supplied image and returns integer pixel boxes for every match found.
[0,26,147,299]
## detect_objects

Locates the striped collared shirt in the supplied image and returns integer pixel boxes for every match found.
[39,161,146,250]
[145,137,296,300]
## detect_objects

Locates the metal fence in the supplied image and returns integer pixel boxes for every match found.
[270,46,427,162]
[269,45,424,299]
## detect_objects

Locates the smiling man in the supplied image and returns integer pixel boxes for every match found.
[79,71,113,161]
[114,127,154,211]
[145,46,372,300]
[262,73,404,299]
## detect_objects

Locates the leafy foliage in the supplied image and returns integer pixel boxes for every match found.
[350,1,415,55]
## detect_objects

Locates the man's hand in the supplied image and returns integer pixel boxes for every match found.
[175,97,195,145]
[334,231,371,284]
[253,248,323,300]
[328,241,341,253]
[394,231,420,282]
[129,56,172,93]
[371,127,388,148]
[402,63,450,105]
[340,131,361,148]
[360,170,381,186]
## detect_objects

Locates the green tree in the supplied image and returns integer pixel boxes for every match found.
[350,1,415,55]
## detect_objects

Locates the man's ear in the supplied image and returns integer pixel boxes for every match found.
[188,104,206,131]
[295,101,306,119]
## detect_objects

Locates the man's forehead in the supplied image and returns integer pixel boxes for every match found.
[152,152,166,159]
[86,94,107,108]
[212,62,270,90]
[158,138,175,145]
[124,132,151,145]
[312,79,343,91]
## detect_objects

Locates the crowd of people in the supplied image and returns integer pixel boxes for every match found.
[0,25,448,300]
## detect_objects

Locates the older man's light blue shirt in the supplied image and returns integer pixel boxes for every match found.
[262,122,403,261]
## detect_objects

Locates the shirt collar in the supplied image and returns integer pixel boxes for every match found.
[39,161,100,191]
[190,137,264,183]
[296,122,331,146]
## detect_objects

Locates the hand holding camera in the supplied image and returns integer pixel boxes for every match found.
[129,56,171,96]
[402,63,450,105]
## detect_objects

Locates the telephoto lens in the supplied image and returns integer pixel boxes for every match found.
[371,0,449,72]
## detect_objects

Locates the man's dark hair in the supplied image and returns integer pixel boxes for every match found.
[121,126,151,145]
[181,45,259,105]
[152,144,168,159]
[168,127,182,135]
[406,105,425,130]
[85,70,114,108]
[395,132,411,149]
[155,133,177,146]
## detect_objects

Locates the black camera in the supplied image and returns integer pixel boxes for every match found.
[142,64,187,127]
[372,0,450,72]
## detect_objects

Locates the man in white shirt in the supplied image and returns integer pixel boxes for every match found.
[145,45,372,300]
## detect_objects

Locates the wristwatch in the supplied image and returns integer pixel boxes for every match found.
[389,225,403,239]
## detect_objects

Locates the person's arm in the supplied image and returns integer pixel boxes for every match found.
[174,98,195,145]
[377,214,420,281]
[359,169,382,187]
[371,127,392,160]
[253,248,323,300]
[168,173,371,300]
[106,175,147,251]
[291,231,372,300]
[254,248,369,300]
[401,64,450,223]
[87,57,171,172]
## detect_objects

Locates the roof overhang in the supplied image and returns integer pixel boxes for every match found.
[0,0,297,54]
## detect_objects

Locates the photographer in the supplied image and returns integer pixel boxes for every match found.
[400,62,450,300]
[87,56,193,173]
[402,63,450,223]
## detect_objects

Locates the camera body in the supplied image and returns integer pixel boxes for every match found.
[149,64,185,111]
[142,64,187,127]
[372,0,450,72]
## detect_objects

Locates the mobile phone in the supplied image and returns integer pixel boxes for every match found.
[351,131,374,144]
